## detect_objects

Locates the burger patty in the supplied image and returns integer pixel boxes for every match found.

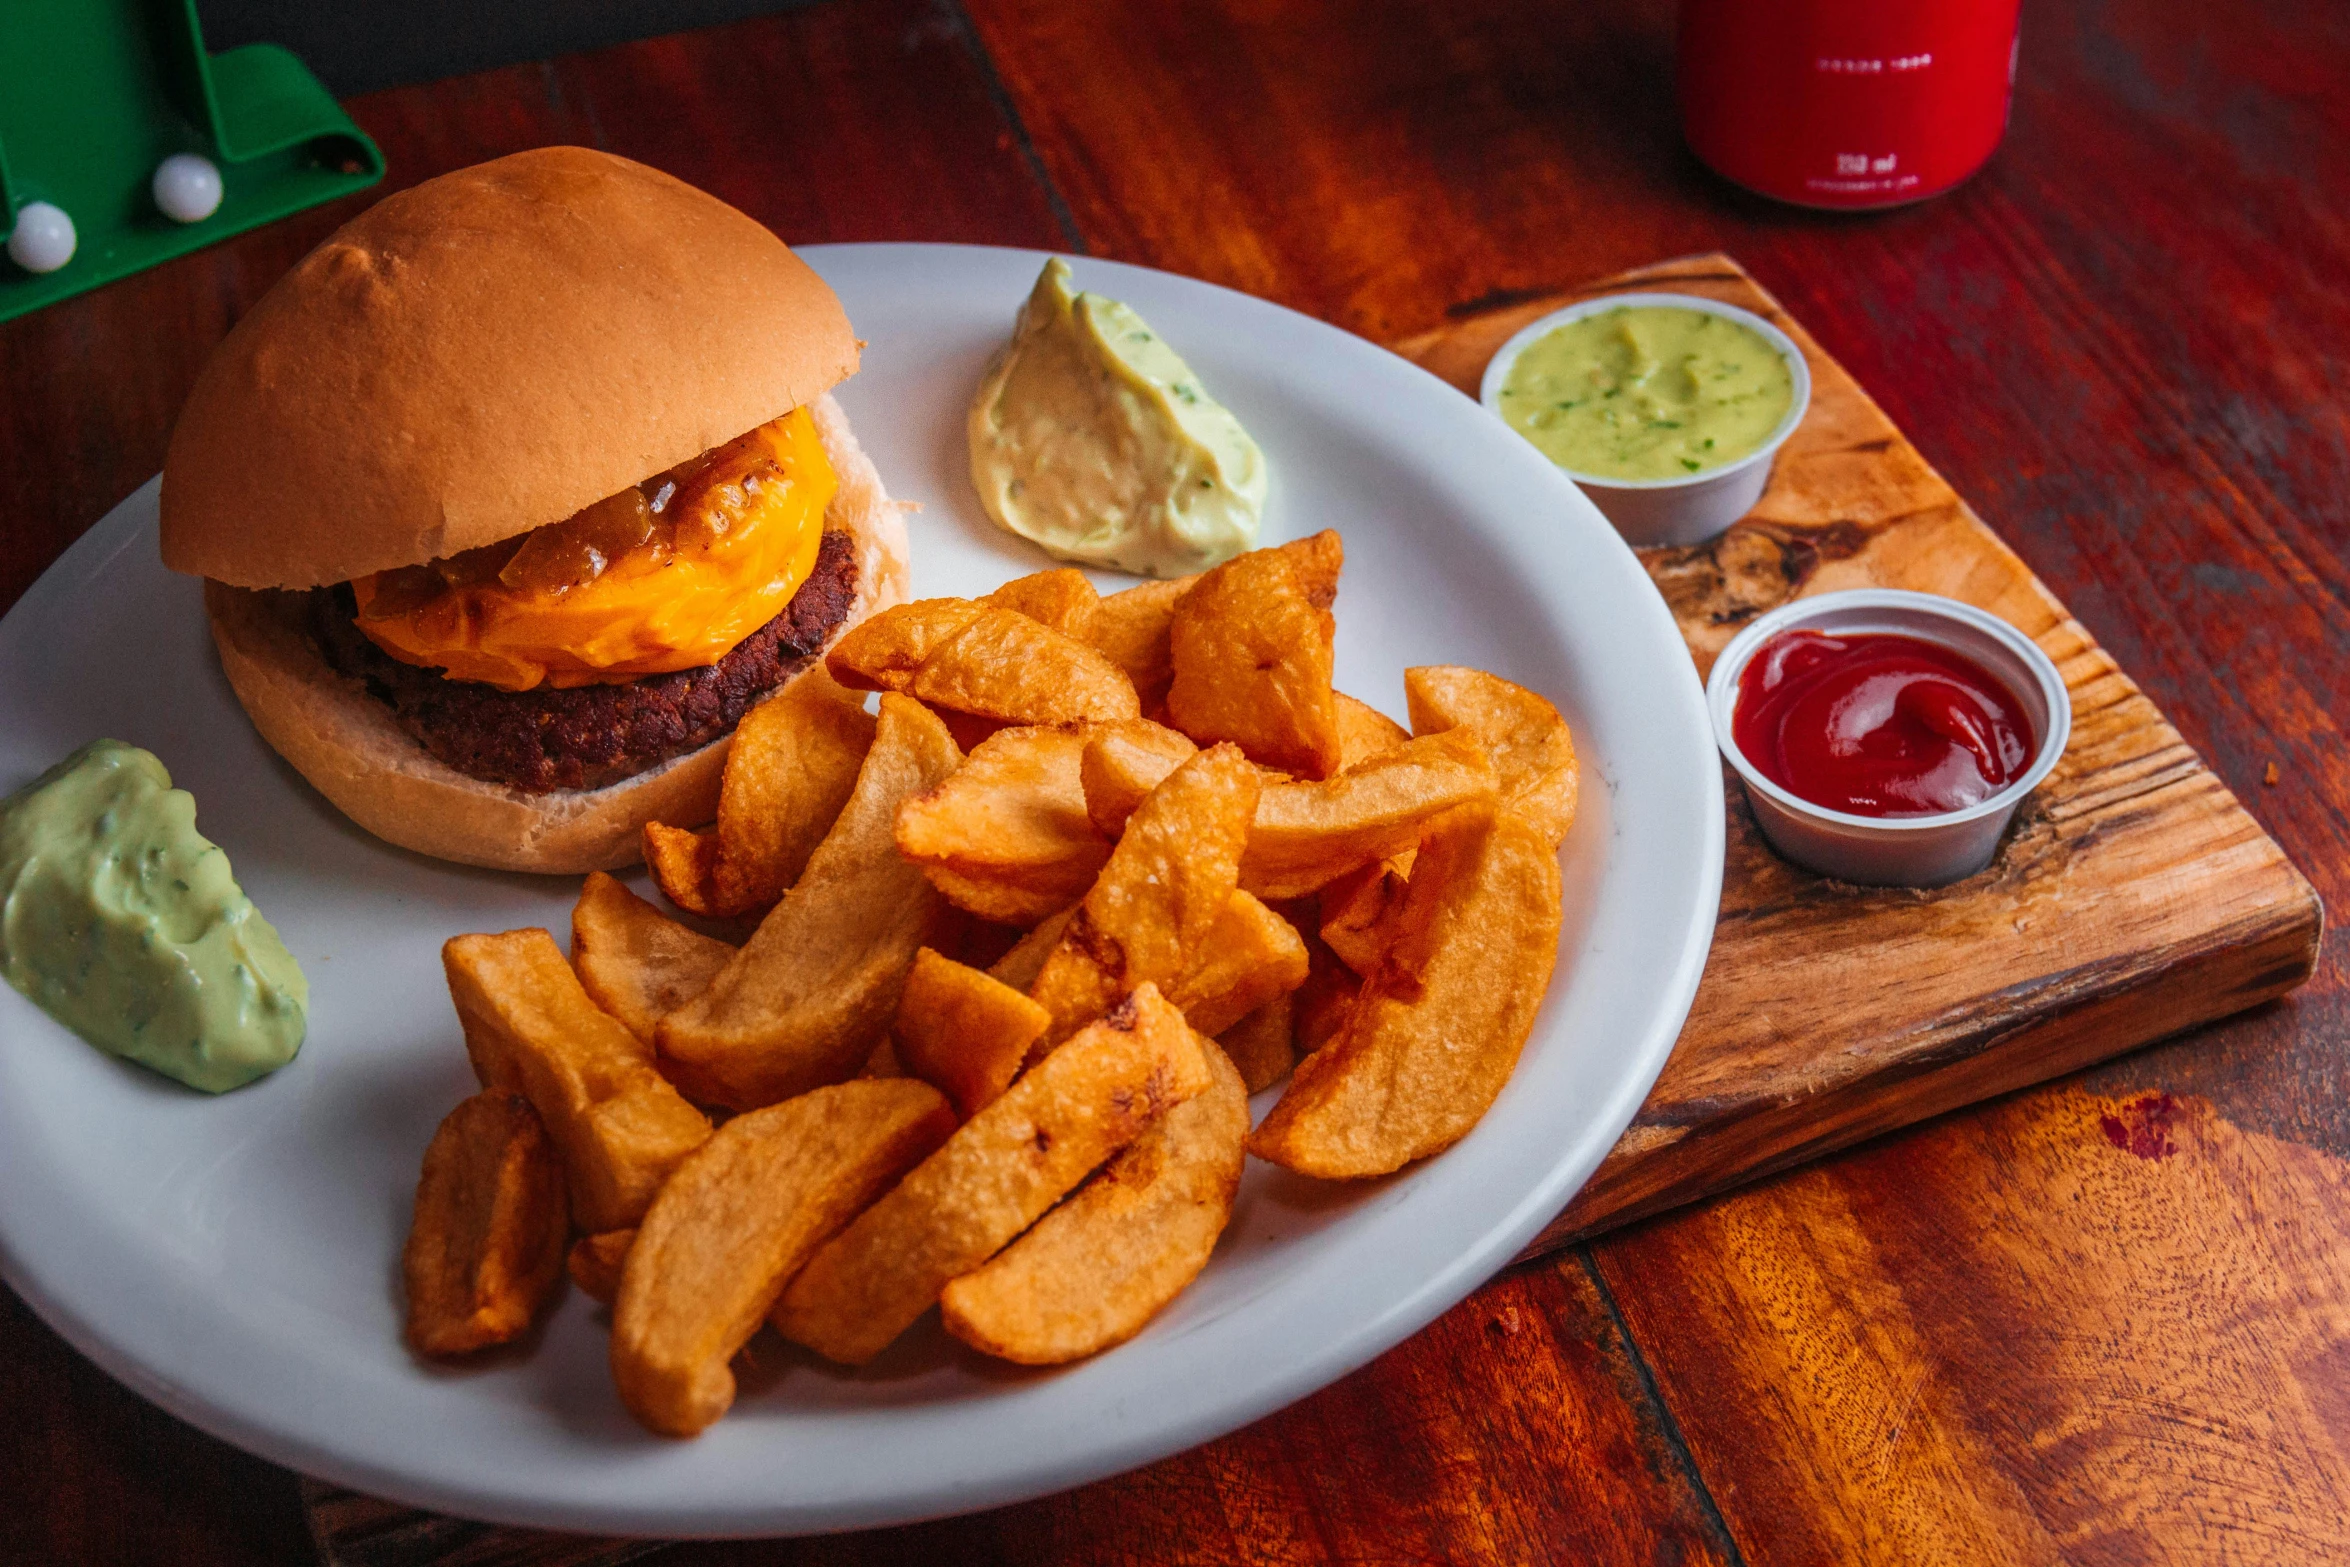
[314,528,859,794]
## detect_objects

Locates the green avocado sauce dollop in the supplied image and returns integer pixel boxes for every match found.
[1498,304,1795,481]
[0,740,306,1092]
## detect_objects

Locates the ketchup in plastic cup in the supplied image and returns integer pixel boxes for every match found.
[1678,0,2024,210]
[1731,629,2032,818]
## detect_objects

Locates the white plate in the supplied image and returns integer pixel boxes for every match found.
[0,244,1721,1536]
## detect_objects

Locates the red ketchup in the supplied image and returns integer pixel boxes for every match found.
[1732,630,2032,817]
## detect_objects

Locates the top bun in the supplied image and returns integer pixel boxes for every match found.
[160,146,858,589]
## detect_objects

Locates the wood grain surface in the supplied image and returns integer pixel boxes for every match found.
[4,0,2347,1563]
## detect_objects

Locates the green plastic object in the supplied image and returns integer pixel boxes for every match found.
[0,0,383,323]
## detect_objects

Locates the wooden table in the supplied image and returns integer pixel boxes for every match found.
[6,1,2345,1561]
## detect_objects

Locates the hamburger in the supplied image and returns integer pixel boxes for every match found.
[159,148,907,874]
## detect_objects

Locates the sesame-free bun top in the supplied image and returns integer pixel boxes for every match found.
[160,146,859,589]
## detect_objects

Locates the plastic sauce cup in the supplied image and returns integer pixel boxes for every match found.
[1706,589,2071,887]
[1480,292,1811,549]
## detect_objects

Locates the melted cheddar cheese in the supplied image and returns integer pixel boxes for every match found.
[351,407,837,691]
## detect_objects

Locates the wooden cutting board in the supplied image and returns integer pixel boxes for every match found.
[1389,253,2323,1259]
[302,254,2322,1561]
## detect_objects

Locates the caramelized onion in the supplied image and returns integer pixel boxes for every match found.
[500,488,660,595]
[356,413,800,615]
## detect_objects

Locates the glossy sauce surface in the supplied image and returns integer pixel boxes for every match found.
[1732,630,2033,817]
[1496,305,1794,480]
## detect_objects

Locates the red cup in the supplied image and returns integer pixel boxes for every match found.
[1678,0,2023,210]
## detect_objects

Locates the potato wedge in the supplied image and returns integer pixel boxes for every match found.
[1218,994,1297,1094]
[706,667,879,914]
[571,872,736,1044]
[1241,729,1493,899]
[1027,744,1260,1052]
[1082,725,1486,900]
[1293,906,1363,1054]
[989,905,1075,993]
[893,948,1051,1119]
[444,930,713,1231]
[1404,666,1579,849]
[773,985,1210,1365]
[657,696,961,1111]
[402,1090,570,1356]
[1079,719,1200,839]
[1166,533,1343,777]
[1084,575,1196,707]
[643,821,725,918]
[1316,856,1411,977]
[569,1229,635,1306]
[896,726,1111,925]
[1273,529,1344,609]
[987,568,1100,640]
[1334,692,1409,767]
[825,598,985,693]
[1250,803,1563,1176]
[941,1035,1247,1364]
[910,606,1141,727]
[1165,890,1309,1037]
[613,1080,955,1435]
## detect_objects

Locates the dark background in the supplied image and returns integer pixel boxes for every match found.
[198,0,814,95]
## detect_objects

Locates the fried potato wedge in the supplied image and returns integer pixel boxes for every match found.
[1218,994,1297,1094]
[1081,724,1485,900]
[1167,533,1343,777]
[642,821,726,918]
[657,696,961,1111]
[709,667,879,913]
[893,948,1051,1119]
[1404,666,1579,849]
[1242,729,1493,899]
[571,872,736,1044]
[1083,575,1196,708]
[444,930,713,1231]
[1250,803,1563,1176]
[1316,856,1412,977]
[1334,692,1409,767]
[613,1080,955,1435]
[1028,744,1260,1052]
[1079,719,1200,839]
[1272,529,1344,609]
[896,726,1111,925]
[773,985,1210,1365]
[1165,890,1309,1037]
[825,598,985,693]
[910,606,1141,728]
[989,905,1075,993]
[1293,905,1363,1054]
[941,1035,1247,1364]
[403,1090,570,1356]
[568,1229,635,1306]
[987,568,1101,640]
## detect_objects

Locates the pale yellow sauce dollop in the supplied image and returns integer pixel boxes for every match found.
[969,259,1267,578]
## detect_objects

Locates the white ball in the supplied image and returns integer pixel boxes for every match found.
[153,153,224,224]
[7,201,75,274]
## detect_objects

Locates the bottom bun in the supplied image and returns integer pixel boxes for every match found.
[205,393,909,875]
